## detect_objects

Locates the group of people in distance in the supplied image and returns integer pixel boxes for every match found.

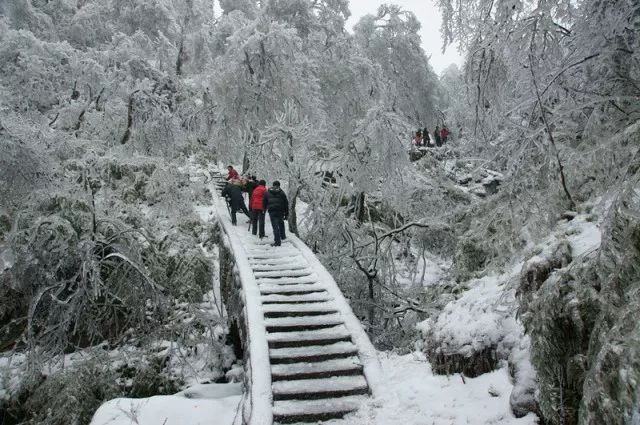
[412,125,450,147]
[221,165,289,247]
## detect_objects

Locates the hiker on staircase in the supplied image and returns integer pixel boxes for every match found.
[221,179,250,225]
[250,179,267,239]
[263,180,289,247]
[244,175,258,202]
[226,165,239,181]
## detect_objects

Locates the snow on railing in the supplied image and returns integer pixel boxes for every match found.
[287,235,384,398]
[212,186,273,425]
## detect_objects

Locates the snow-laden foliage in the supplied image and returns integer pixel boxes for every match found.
[1,0,638,424]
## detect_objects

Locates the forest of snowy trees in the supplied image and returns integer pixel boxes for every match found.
[0,0,638,424]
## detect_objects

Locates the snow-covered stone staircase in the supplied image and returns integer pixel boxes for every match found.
[247,239,368,423]
[210,172,381,424]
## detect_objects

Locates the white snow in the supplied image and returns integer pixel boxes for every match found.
[90,384,242,425]
[272,375,367,394]
[417,273,520,358]
[563,215,601,257]
[256,275,318,285]
[261,291,332,303]
[273,396,366,416]
[262,301,337,314]
[269,341,359,359]
[264,313,343,327]
[337,352,538,425]
[271,357,362,376]
[266,325,351,343]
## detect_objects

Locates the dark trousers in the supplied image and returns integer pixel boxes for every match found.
[268,211,286,246]
[231,201,250,225]
[251,209,265,238]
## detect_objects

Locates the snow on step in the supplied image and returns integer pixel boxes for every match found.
[263,302,337,314]
[271,357,362,378]
[249,257,307,266]
[273,395,365,418]
[269,341,359,360]
[246,250,300,259]
[264,313,344,328]
[256,275,318,285]
[267,325,351,344]
[254,268,314,278]
[261,292,332,303]
[272,375,368,396]
[259,283,326,294]
[250,263,310,272]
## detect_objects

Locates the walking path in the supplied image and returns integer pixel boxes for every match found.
[211,173,381,424]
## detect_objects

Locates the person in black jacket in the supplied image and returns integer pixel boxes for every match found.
[221,181,250,225]
[263,181,289,247]
[244,175,258,209]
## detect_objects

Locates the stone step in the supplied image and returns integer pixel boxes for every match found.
[256,275,318,286]
[270,341,359,364]
[250,263,310,272]
[254,269,314,279]
[264,313,344,332]
[272,396,366,424]
[246,250,299,259]
[249,257,306,266]
[267,325,351,348]
[271,357,363,381]
[263,302,337,318]
[261,292,332,304]
[259,283,326,295]
[272,375,369,400]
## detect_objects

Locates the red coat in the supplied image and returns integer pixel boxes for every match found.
[250,185,267,210]
[440,128,449,139]
[227,168,239,180]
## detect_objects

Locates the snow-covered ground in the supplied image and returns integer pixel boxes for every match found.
[89,351,535,425]
[340,351,537,425]
[90,383,242,425]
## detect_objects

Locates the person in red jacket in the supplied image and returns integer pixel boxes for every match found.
[249,180,267,238]
[226,165,239,181]
[440,126,450,144]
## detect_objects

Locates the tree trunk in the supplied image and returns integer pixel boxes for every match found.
[288,185,299,236]
[242,151,249,174]
[120,91,138,145]
[355,192,365,223]
[368,276,376,328]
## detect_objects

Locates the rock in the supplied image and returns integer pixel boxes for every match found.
[458,175,473,185]
[488,385,501,397]
[561,210,578,220]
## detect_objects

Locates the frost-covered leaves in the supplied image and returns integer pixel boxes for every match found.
[521,259,600,425]
[21,355,121,425]
[579,154,640,425]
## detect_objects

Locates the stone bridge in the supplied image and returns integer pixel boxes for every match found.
[210,173,382,425]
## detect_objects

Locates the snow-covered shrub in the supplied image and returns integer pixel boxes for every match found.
[119,356,183,398]
[522,261,599,425]
[6,197,163,354]
[22,355,120,425]
[418,274,524,378]
[516,238,600,425]
[508,336,538,418]
[580,161,640,425]
[452,236,491,281]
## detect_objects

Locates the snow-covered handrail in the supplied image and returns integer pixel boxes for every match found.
[212,190,273,425]
[287,235,384,398]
